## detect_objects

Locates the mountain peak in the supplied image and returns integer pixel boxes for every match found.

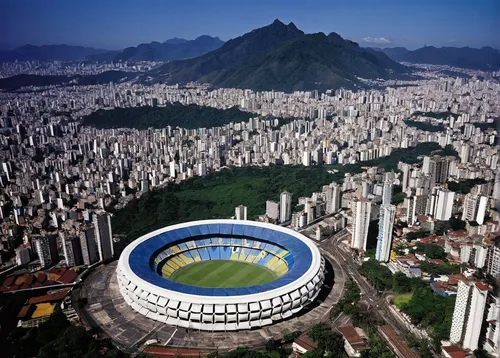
[164,37,188,45]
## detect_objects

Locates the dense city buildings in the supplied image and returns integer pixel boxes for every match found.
[0,58,498,357]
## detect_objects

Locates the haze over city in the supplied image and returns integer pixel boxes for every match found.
[1,0,499,49]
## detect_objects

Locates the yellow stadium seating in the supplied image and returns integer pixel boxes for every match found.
[171,246,181,253]
[179,253,194,264]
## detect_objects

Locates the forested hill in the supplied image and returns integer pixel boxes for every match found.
[81,103,258,130]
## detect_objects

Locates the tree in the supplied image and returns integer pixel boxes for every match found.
[415,243,446,260]
[392,272,412,293]
[308,324,345,357]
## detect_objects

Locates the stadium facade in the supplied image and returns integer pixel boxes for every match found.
[116,220,325,331]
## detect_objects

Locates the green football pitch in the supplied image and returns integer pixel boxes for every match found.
[169,260,277,288]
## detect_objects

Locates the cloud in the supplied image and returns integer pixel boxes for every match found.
[362,37,392,45]
[445,39,457,44]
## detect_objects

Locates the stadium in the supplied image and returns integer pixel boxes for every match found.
[116,219,325,331]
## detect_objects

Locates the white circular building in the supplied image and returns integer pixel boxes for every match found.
[116,220,325,331]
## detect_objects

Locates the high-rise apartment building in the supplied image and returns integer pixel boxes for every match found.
[450,280,489,351]
[462,193,488,225]
[62,236,83,267]
[79,226,98,265]
[235,205,247,221]
[376,205,396,262]
[484,296,500,355]
[280,191,292,223]
[32,236,58,268]
[486,239,500,278]
[93,212,114,261]
[326,183,342,214]
[266,200,280,221]
[382,173,394,205]
[434,188,455,220]
[351,198,372,251]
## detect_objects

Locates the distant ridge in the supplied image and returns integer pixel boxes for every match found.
[146,19,410,92]
[0,44,109,62]
[87,36,224,62]
[374,46,500,70]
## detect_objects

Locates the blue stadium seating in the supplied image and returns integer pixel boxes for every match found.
[198,247,210,260]
[155,237,291,280]
[220,247,231,260]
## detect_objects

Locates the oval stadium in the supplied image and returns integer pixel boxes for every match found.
[116,219,325,331]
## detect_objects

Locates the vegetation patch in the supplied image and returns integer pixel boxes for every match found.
[393,294,412,309]
[82,103,258,130]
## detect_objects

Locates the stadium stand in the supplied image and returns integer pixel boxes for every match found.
[155,237,291,279]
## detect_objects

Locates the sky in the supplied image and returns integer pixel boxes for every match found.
[1,0,499,50]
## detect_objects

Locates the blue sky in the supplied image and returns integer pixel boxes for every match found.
[1,0,498,50]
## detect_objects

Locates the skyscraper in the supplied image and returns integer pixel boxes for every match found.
[280,191,292,223]
[32,236,58,268]
[93,212,114,261]
[376,204,396,262]
[351,198,372,251]
[235,205,247,220]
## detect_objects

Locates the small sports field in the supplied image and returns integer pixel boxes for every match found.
[169,260,277,288]
[393,294,412,309]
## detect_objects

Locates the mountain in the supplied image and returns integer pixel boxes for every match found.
[164,38,189,45]
[0,44,109,62]
[87,36,224,62]
[376,46,500,70]
[148,19,305,84]
[146,20,409,92]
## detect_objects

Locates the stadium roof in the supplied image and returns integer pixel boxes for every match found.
[120,220,322,304]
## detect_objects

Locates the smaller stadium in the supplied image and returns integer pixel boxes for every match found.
[117,220,325,331]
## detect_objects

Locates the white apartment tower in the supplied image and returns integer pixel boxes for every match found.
[280,191,292,223]
[462,193,489,225]
[376,205,396,262]
[93,212,114,261]
[326,183,342,214]
[351,198,372,251]
[266,200,280,221]
[235,205,247,221]
[450,280,489,351]
[434,188,455,221]
[484,296,500,355]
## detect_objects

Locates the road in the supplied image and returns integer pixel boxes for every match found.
[319,229,416,338]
